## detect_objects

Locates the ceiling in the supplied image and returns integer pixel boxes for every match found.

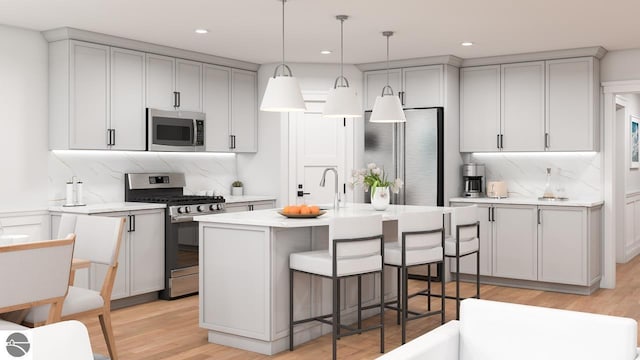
[1,0,639,65]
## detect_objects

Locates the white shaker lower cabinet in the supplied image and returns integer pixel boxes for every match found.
[50,209,165,300]
[538,206,602,286]
[450,201,602,294]
[492,205,538,280]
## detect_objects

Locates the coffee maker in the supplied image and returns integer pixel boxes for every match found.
[462,163,485,197]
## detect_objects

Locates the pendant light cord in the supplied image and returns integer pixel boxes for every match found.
[340,18,344,86]
[386,34,390,86]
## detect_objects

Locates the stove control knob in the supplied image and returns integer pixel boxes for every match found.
[177,207,184,214]
[197,205,206,212]
[217,204,224,210]
[184,206,191,214]
[209,204,216,211]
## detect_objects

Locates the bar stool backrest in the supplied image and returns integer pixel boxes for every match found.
[397,210,444,249]
[451,205,479,241]
[329,214,383,258]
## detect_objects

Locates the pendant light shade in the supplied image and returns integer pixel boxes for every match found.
[323,15,362,118]
[261,65,306,112]
[260,0,306,113]
[370,31,405,123]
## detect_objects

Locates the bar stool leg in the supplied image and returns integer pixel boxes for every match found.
[456,243,461,320]
[289,269,294,351]
[396,267,401,325]
[476,250,481,299]
[402,263,408,344]
[379,269,385,353]
[336,277,341,340]
[357,275,362,330]
[440,261,445,324]
[333,276,339,360]
[427,266,432,311]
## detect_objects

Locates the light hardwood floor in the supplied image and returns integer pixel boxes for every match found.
[79,255,640,359]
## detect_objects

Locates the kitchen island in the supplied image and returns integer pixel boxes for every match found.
[195,203,452,355]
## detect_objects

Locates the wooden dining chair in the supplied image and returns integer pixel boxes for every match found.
[0,235,76,329]
[25,214,126,360]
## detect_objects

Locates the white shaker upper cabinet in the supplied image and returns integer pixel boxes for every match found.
[401,65,443,108]
[175,59,203,112]
[230,69,257,153]
[69,41,110,150]
[203,64,231,152]
[145,54,175,111]
[364,69,402,111]
[460,65,501,152]
[500,61,545,151]
[110,47,146,150]
[545,57,599,151]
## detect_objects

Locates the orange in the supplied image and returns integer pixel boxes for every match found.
[309,206,320,214]
[288,206,301,215]
[300,207,311,215]
[282,206,292,214]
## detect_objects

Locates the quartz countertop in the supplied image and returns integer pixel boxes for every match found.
[224,195,277,204]
[49,202,166,214]
[449,197,603,207]
[195,203,453,228]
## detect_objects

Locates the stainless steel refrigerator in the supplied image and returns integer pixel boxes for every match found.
[364,107,444,207]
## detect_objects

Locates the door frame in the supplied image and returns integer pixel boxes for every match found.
[602,79,640,288]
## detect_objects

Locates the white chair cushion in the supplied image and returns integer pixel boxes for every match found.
[24,286,104,324]
[0,319,28,330]
[290,250,382,277]
[444,236,479,256]
[384,242,443,266]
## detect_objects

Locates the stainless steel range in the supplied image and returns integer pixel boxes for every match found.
[124,173,225,299]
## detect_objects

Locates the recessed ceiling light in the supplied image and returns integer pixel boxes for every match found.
[195,29,209,34]
[461,41,474,47]
[320,50,332,55]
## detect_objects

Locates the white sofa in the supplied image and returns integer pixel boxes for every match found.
[377,298,639,360]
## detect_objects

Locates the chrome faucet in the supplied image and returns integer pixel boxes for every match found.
[319,167,340,210]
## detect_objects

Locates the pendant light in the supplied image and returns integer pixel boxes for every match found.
[260,0,306,112]
[370,31,406,123]
[322,15,362,118]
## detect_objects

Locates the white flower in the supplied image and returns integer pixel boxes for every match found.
[371,167,381,175]
[351,169,359,176]
[367,163,377,170]
[391,178,404,194]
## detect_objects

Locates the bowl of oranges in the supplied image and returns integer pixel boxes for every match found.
[279,204,325,218]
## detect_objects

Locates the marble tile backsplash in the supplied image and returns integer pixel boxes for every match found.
[48,151,237,205]
[469,152,602,200]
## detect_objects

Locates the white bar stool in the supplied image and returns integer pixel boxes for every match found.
[383,210,445,344]
[289,214,385,360]
[445,205,481,319]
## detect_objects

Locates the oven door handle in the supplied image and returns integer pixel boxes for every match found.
[171,216,195,223]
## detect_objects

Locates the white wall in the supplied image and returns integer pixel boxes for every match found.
[0,25,48,212]
[237,63,363,206]
[601,49,640,82]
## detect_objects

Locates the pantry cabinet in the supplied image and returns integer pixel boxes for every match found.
[459,57,600,152]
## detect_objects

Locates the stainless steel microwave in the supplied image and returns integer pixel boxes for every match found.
[147,109,206,151]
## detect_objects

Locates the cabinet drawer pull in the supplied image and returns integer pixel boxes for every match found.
[497,134,500,149]
[537,209,541,225]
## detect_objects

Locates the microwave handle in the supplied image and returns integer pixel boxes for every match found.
[193,119,197,145]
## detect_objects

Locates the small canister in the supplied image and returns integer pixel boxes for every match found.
[486,181,508,198]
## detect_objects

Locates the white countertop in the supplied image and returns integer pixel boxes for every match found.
[49,202,166,214]
[195,203,453,228]
[449,197,603,207]
[224,195,277,204]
